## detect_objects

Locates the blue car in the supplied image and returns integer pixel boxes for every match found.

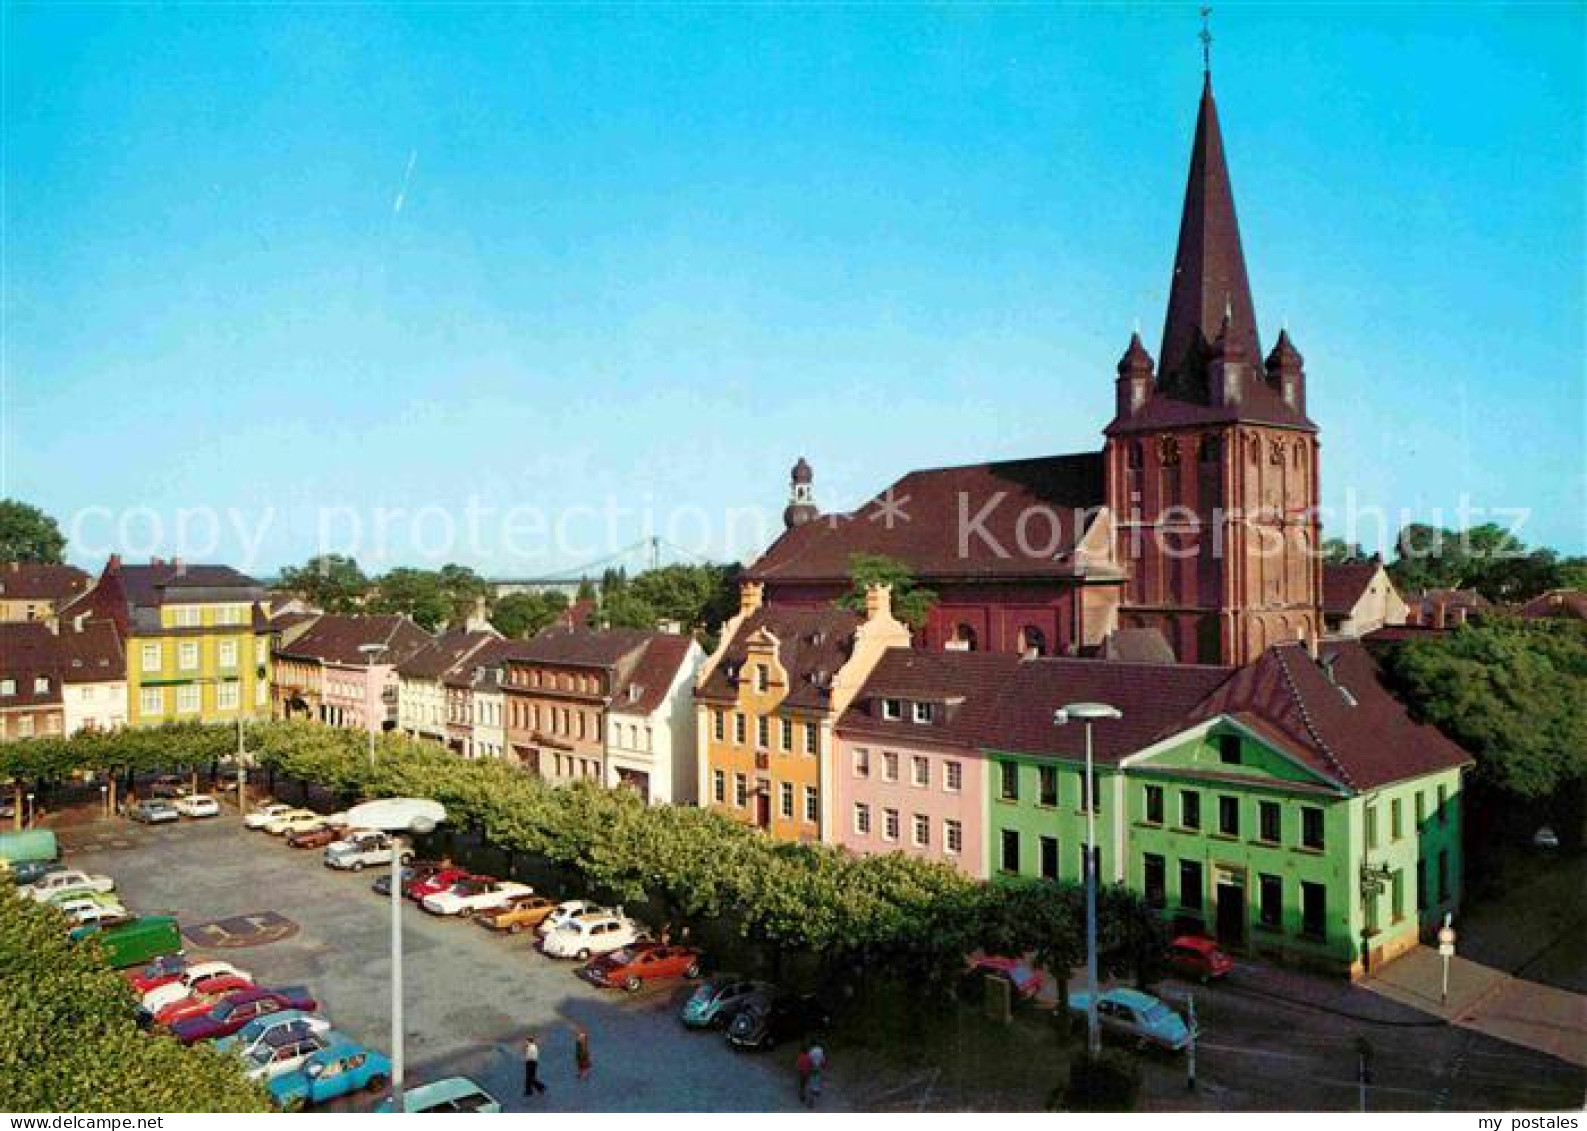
[379,1076,502,1113]
[268,1036,391,1109]
[1062,987,1194,1053]
[213,1009,332,1057]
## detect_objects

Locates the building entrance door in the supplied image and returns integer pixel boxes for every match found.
[1216,880,1246,948]
[754,791,770,829]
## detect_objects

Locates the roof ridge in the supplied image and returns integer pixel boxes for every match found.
[1271,645,1356,791]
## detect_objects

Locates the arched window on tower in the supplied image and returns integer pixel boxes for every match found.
[1018,625,1047,658]
[946,624,979,653]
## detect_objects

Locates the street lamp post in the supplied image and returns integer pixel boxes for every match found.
[1054,701,1122,1061]
[358,644,390,770]
[344,798,445,1114]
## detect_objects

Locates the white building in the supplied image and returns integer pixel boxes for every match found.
[397,628,499,749]
[604,634,706,805]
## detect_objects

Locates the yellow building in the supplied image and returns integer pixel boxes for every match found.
[694,582,909,843]
[62,555,271,726]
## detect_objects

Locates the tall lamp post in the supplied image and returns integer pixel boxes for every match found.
[1054,700,1122,1061]
[358,643,390,769]
[344,797,445,1113]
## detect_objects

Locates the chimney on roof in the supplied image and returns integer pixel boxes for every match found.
[739,580,764,617]
[863,583,893,623]
[172,557,185,575]
[150,556,164,566]
[107,553,122,572]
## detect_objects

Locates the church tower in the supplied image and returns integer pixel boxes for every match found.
[1104,73,1322,665]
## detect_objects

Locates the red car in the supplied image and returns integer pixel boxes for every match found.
[1165,936,1233,982]
[287,823,347,849]
[168,986,318,1044]
[966,955,1046,1001]
[580,943,703,991]
[405,867,471,901]
[127,954,190,995]
[151,976,256,1026]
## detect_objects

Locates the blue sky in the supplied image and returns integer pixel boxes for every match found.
[4,3,1583,575]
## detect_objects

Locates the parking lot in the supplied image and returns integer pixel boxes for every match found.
[61,815,815,1112]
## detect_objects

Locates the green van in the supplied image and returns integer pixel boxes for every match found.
[0,828,60,868]
[71,916,182,969]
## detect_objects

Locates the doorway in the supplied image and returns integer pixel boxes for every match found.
[1216,879,1246,948]
[754,791,770,829]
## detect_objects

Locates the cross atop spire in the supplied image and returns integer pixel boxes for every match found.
[1157,68,1261,398]
[1200,6,1213,76]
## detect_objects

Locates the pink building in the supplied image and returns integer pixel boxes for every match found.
[275,615,433,733]
[833,650,1020,880]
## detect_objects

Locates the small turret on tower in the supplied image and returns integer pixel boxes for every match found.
[1115,331,1156,418]
[1265,328,1306,413]
[783,457,819,529]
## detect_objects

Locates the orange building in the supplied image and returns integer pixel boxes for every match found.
[694,582,909,843]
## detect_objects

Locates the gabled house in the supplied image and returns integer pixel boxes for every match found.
[604,633,706,804]
[0,562,92,623]
[397,629,500,747]
[1322,558,1408,637]
[0,617,126,740]
[274,615,433,732]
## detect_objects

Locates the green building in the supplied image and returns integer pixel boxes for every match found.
[982,643,1469,978]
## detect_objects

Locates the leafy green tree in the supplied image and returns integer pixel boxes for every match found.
[490,590,570,638]
[576,577,597,602]
[369,568,451,630]
[437,563,491,624]
[1321,538,1365,564]
[598,589,660,630]
[0,881,268,1111]
[0,498,67,563]
[279,554,370,612]
[837,553,938,630]
[1389,522,1571,603]
[629,564,742,632]
[1557,558,1587,591]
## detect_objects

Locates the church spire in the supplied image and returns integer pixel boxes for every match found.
[1158,71,1261,397]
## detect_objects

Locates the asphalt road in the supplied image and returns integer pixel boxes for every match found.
[62,816,812,1112]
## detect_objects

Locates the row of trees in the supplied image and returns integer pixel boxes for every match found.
[0,722,1164,995]
[0,879,267,1111]
[1323,523,1586,603]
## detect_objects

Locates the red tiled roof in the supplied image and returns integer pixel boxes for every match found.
[1322,561,1382,617]
[746,452,1107,584]
[278,615,432,667]
[499,626,656,670]
[0,562,92,602]
[1182,641,1471,791]
[1101,627,1177,664]
[0,618,125,706]
[838,649,1022,749]
[982,657,1234,762]
[1514,589,1587,621]
[58,619,125,684]
[610,634,697,716]
[398,629,500,681]
[697,605,863,711]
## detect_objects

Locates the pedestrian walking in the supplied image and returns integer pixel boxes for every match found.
[806,1042,827,1106]
[574,1027,592,1081]
[796,1048,813,1106]
[522,1034,547,1097]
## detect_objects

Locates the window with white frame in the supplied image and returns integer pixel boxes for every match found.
[176,685,201,713]
[882,808,900,842]
[804,786,818,824]
[944,760,963,792]
[757,716,770,749]
[912,701,934,724]
[713,770,726,803]
[33,676,49,695]
[734,773,748,808]
[912,756,930,787]
[912,813,930,847]
[18,716,34,737]
[255,638,267,663]
[882,752,899,782]
[804,724,817,756]
[140,687,163,715]
[852,748,870,777]
[141,643,161,673]
[217,683,240,710]
[882,698,902,720]
[171,606,201,628]
[178,642,199,671]
[779,782,794,819]
[0,679,12,697]
[218,640,238,668]
[780,718,793,751]
[945,819,963,855]
[853,803,871,835]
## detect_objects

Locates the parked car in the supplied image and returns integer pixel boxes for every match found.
[72,916,181,969]
[269,1037,391,1110]
[267,811,332,837]
[1534,826,1561,850]
[140,961,253,1016]
[149,981,261,1028]
[128,799,181,824]
[382,1076,501,1113]
[372,864,426,897]
[325,831,412,872]
[966,955,1046,1002]
[169,986,319,1044]
[245,802,295,830]
[287,824,347,850]
[26,869,115,901]
[536,899,611,936]
[243,1027,332,1082]
[56,896,131,928]
[422,878,533,918]
[581,942,703,992]
[149,775,193,799]
[405,867,471,901]
[477,893,558,934]
[127,954,191,994]
[214,1011,333,1058]
[9,859,65,887]
[174,794,221,818]
[681,975,774,1029]
[725,990,831,1051]
[540,913,648,961]
[1063,987,1194,1053]
[1164,936,1233,983]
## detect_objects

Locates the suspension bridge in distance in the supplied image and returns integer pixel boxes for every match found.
[488,537,723,600]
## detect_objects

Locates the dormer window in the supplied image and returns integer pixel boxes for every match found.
[34,677,50,694]
[881,698,902,721]
[912,702,934,724]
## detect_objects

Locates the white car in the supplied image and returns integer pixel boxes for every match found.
[263,809,323,836]
[324,831,412,871]
[26,870,115,901]
[244,803,294,830]
[141,961,253,1015]
[243,1029,330,1082]
[536,900,611,937]
[540,913,648,961]
[174,794,221,818]
[422,879,534,918]
[55,896,130,927]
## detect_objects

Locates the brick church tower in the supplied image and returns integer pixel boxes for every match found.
[1104,73,1322,665]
